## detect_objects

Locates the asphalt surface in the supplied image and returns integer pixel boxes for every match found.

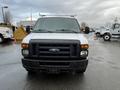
[0,34,120,90]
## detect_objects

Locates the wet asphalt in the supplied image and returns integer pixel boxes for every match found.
[0,34,120,90]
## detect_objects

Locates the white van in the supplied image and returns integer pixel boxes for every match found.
[21,16,89,74]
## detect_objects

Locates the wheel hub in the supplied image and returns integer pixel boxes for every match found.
[105,35,109,40]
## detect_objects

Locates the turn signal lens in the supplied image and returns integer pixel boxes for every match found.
[21,43,29,49]
[81,44,89,49]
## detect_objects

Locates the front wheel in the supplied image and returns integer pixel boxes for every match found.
[96,33,100,37]
[0,35,4,43]
[27,69,36,75]
[76,69,86,74]
[103,34,111,41]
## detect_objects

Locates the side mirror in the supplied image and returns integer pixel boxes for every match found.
[31,27,33,30]
[29,28,33,33]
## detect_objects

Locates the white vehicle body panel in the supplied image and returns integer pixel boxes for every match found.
[101,28,120,37]
[101,30,111,35]
[0,27,13,39]
[22,33,88,44]
[99,23,120,38]
[95,30,101,34]
[95,27,108,35]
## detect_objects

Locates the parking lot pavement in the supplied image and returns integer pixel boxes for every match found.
[0,35,120,90]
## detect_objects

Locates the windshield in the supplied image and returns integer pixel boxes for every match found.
[32,17,80,33]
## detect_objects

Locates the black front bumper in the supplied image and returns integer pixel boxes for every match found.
[22,58,88,73]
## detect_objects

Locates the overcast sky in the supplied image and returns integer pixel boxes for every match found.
[0,0,120,26]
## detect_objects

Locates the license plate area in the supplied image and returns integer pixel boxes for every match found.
[48,67,58,73]
[39,62,70,66]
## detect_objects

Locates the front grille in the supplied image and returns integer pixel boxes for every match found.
[29,39,80,59]
[40,62,70,66]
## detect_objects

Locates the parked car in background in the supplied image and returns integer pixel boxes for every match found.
[95,26,108,37]
[95,23,120,41]
[101,23,120,41]
[0,27,13,43]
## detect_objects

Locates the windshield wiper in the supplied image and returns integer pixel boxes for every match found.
[32,29,53,33]
[32,29,45,32]
[56,29,79,33]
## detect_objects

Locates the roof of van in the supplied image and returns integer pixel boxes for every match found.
[39,15,76,19]
[38,16,77,20]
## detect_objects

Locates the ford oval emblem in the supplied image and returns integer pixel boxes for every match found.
[49,48,60,52]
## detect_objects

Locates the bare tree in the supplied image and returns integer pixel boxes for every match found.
[4,11,12,24]
[81,22,87,28]
[80,22,90,34]
[81,22,87,31]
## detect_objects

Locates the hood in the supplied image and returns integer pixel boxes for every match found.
[0,27,11,30]
[22,33,88,44]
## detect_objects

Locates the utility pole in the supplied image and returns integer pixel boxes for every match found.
[30,9,32,22]
[1,7,4,23]
[30,9,33,28]
[30,12,32,22]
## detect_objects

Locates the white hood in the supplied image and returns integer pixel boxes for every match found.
[22,33,88,44]
[0,27,11,32]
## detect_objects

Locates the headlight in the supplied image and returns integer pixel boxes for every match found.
[2,34,6,37]
[22,49,29,56]
[80,50,88,58]
[6,31,9,33]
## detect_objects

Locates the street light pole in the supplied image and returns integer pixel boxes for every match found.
[1,6,8,23]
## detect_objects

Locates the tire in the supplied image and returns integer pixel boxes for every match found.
[96,33,100,37]
[103,34,111,41]
[27,70,36,75]
[0,35,4,43]
[76,69,86,74]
